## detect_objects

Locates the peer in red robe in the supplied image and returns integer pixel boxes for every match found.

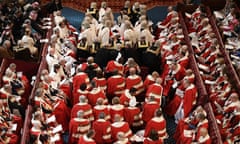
[174,105,207,143]
[79,56,99,72]
[110,97,125,122]
[0,133,19,144]
[92,112,112,144]
[87,85,107,106]
[177,113,208,144]
[123,102,143,129]
[125,67,144,97]
[145,78,163,105]
[92,70,107,92]
[52,99,70,132]
[143,128,164,144]
[161,62,185,97]
[165,68,196,116]
[191,127,212,144]
[107,72,125,100]
[78,130,96,144]
[120,88,137,106]
[93,98,110,121]
[72,69,90,99]
[143,71,159,90]
[71,96,93,121]
[142,96,160,123]
[176,49,189,68]
[73,83,89,105]
[111,115,132,141]
[105,60,124,75]
[114,131,131,144]
[143,138,163,144]
[144,109,167,140]
[69,111,91,144]
[175,78,198,122]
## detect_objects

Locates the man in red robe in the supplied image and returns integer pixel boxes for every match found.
[145,77,163,105]
[176,45,189,68]
[110,97,124,122]
[120,87,137,106]
[143,71,160,90]
[0,129,19,144]
[174,105,207,141]
[93,98,110,121]
[176,113,208,144]
[87,81,108,106]
[78,129,96,144]
[123,99,143,132]
[92,112,112,144]
[107,70,125,101]
[73,83,89,105]
[71,96,93,121]
[142,96,160,123]
[175,78,198,122]
[165,70,195,116]
[92,69,107,91]
[105,59,124,76]
[79,56,99,72]
[161,61,186,97]
[114,132,131,144]
[125,67,144,98]
[111,114,132,142]
[69,110,91,144]
[52,99,70,132]
[72,68,90,99]
[144,109,167,141]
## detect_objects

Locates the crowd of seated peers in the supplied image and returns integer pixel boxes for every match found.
[184,4,240,143]
[0,63,31,143]
[2,0,235,143]
[0,0,62,60]
[25,1,218,143]
[212,1,240,143]
[0,0,62,143]
[213,0,240,78]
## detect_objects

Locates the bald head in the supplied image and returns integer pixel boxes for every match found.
[112,97,120,104]
[87,56,94,64]
[114,114,122,122]
[79,95,87,103]
[96,98,104,105]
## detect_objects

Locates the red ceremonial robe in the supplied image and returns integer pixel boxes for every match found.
[144,116,167,139]
[92,119,112,144]
[69,118,91,144]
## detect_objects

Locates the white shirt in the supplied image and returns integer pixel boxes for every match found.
[46,53,59,73]
[98,26,110,46]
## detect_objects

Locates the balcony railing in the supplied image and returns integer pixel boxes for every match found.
[41,0,183,12]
